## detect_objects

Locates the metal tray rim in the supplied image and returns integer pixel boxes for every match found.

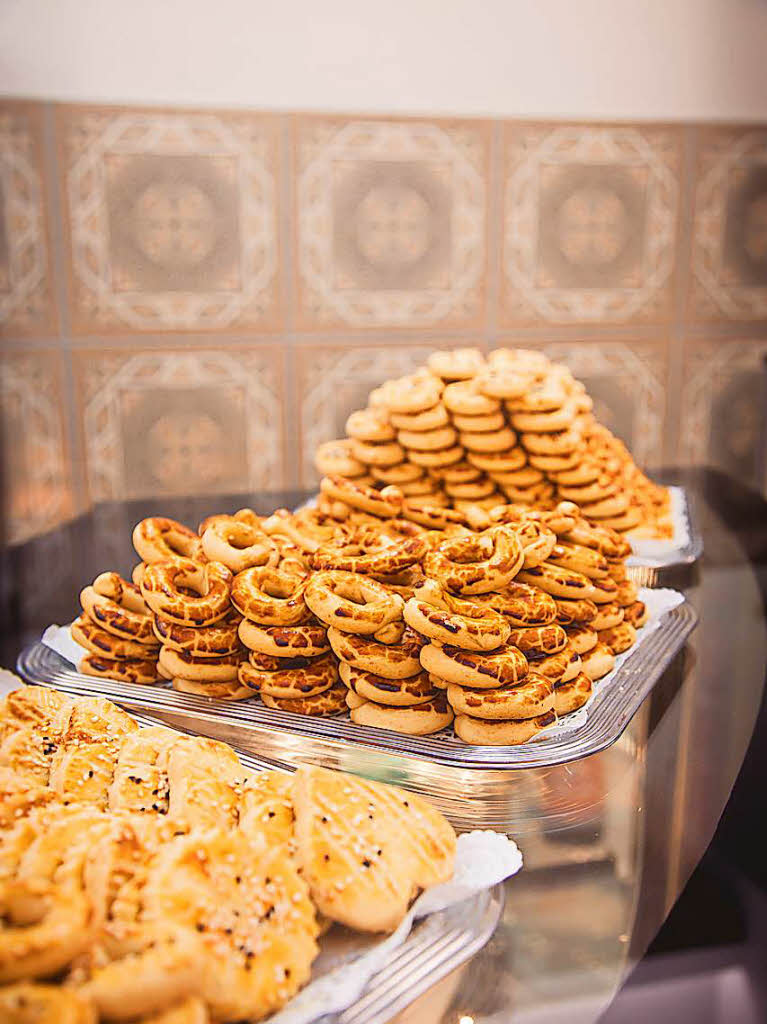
[16,599,697,771]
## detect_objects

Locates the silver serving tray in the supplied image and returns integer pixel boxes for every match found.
[627,486,703,577]
[17,600,696,788]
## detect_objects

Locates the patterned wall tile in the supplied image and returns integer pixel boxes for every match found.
[293,116,489,329]
[57,105,282,333]
[677,340,767,490]
[73,347,285,501]
[501,124,682,324]
[689,127,767,320]
[518,340,669,468]
[294,341,481,485]
[0,101,57,336]
[0,351,74,543]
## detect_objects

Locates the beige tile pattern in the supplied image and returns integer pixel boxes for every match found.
[689,127,767,320]
[677,339,767,488]
[501,124,682,324]
[0,351,74,543]
[57,105,282,333]
[294,116,488,329]
[0,101,57,336]
[535,340,668,468]
[74,347,285,501]
[295,341,467,485]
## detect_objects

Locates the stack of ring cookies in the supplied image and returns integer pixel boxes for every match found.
[75,571,161,684]
[314,346,672,539]
[304,568,452,735]
[233,564,347,716]
[140,557,250,700]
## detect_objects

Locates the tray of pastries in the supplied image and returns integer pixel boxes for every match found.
[18,469,697,786]
[0,683,515,1023]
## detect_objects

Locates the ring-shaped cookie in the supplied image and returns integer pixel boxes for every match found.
[450,410,506,433]
[557,477,619,505]
[552,462,602,487]
[231,566,310,627]
[598,621,637,654]
[320,476,403,518]
[377,373,443,414]
[132,517,202,565]
[420,641,528,689]
[459,427,517,453]
[261,679,348,716]
[312,534,427,576]
[623,600,648,628]
[349,438,406,467]
[201,519,280,573]
[475,368,532,401]
[314,438,367,478]
[238,619,329,657]
[327,624,424,679]
[561,521,631,559]
[427,347,485,381]
[488,465,544,488]
[72,614,158,659]
[350,696,454,735]
[158,647,241,682]
[304,570,404,636]
[517,563,596,600]
[345,408,396,442]
[528,451,581,473]
[510,403,576,434]
[80,572,155,642]
[554,596,598,626]
[580,493,630,519]
[79,653,160,685]
[389,403,449,432]
[447,671,553,721]
[453,709,556,745]
[565,624,598,655]
[515,520,557,568]
[400,501,468,530]
[371,461,425,485]
[423,526,523,595]
[521,429,581,456]
[171,677,252,700]
[339,662,436,707]
[140,560,233,627]
[547,541,610,580]
[553,671,592,716]
[580,641,615,681]
[152,608,243,657]
[443,477,496,500]
[407,444,464,468]
[532,644,581,684]
[590,603,625,631]
[443,380,501,416]
[507,624,567,658]
[475,582,557,627]
[465,446,527,473]
[403,587,510,652]
[238,651,337,698]
[397,425,457,452]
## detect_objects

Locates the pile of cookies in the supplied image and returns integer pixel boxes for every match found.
[74,571,161,685]
[315,346,671,538]
[0,685,455,1021]
[66,470,648,745]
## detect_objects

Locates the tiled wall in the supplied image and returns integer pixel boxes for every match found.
[1,98,766,544]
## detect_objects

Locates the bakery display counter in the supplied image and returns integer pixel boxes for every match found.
[1,466,765,1023]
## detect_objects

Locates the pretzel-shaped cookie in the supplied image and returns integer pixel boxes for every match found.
[305,571,404,636]
[420,641,529,689]
[201,518,279,573]
[231,566,311,626]
[403,579,510,652]
[80,572,156,642]
[141,559,233,626]
[132,516,203,565]
[424,525,523,595]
